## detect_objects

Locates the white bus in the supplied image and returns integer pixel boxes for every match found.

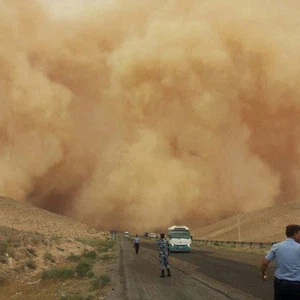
[167,225,192,252]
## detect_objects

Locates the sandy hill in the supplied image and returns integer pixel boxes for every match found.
[0,197,117,300]
[193,200,300,242]
[0,196,103,238]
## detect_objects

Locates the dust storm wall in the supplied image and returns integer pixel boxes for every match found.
[1,0,300,230]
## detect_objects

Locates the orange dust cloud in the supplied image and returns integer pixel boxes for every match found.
[1,0,300,231]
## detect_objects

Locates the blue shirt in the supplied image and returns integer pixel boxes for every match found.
[134,237,140,244]
[265,238,300,281]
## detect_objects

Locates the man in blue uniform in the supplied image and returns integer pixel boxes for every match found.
[156,233,171,277]
[260,224,300,300]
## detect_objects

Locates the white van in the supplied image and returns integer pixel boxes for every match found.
[124,231,129,237]
[167,225,192,252]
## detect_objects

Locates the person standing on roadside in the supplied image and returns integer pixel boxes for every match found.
[133,234,140,254]
[156,233,171,277]
[260,224,300,300]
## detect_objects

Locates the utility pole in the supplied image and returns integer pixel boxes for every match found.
[237,214,241,242]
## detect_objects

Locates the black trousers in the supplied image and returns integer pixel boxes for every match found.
[274,278,300,300]
[134,243,139,254]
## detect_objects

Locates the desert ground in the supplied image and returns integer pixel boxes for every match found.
[0,196,122,300]
[192,200,300,242]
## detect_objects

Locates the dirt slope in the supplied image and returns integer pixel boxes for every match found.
[0,197,119,300]
[0,196,101,238]
[192,200,300,242]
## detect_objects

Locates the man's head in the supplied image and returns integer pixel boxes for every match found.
[160,233,165,239]
[285,225,300,242]
[135,234,138,237]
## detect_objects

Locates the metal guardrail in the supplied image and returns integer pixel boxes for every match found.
[192,239,279,249]
[121,234,279,249]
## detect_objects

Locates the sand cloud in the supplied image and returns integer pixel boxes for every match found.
[1,0,300,231]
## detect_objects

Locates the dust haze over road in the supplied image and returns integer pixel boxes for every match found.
[1,0,300,231]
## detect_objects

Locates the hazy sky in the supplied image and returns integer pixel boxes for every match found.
[2,0,300,232]
[43,0,112,17]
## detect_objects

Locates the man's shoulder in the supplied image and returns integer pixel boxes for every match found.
[275,239,300,248]
[272,240,287,248]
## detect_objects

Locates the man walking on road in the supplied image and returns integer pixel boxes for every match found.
[260,224,300,300]
[133,234,140,254]
[156,233,171,278]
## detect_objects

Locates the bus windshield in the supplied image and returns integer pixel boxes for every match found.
[169,231,191,239]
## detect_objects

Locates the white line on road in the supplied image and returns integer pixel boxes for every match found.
[136,274,151,300]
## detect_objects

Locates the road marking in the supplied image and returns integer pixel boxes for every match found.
[137,274,151,300]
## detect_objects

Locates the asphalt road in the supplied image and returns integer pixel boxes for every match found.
[140,239,275,300]
[120,238,272,300]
